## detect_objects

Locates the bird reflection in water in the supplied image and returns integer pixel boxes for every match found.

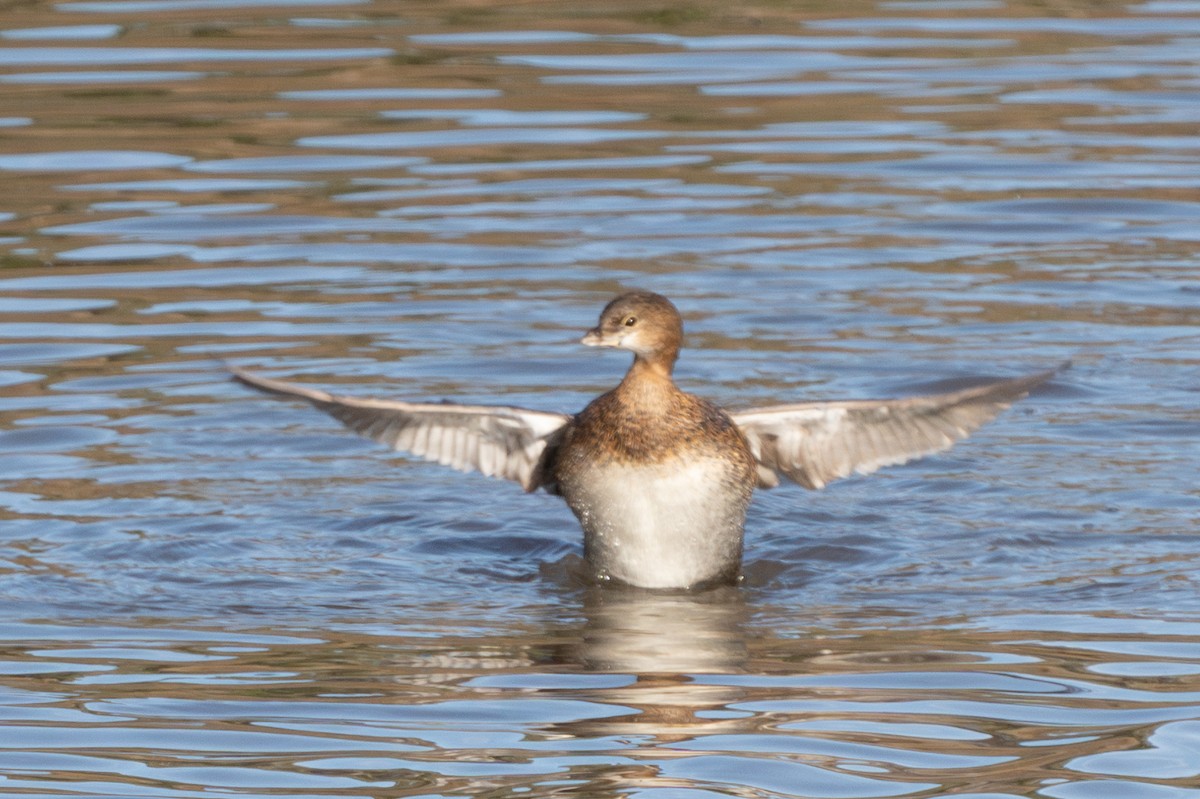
[562,586,755,742]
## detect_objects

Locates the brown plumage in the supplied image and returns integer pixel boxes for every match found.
[231,290,1060,590]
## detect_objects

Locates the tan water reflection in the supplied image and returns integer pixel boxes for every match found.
[5,610,1200,796]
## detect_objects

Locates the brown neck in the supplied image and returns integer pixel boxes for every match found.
[616,355,679,415]
[630,348,677,380]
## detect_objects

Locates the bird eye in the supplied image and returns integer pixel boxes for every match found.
[623,316,637,327]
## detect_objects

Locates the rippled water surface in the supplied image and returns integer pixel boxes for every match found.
[1,0,1199,795]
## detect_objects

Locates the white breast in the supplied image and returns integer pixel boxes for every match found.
[560,457,751,590]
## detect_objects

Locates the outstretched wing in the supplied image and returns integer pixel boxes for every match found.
[731,368,1059,490]
[230,366,571,492]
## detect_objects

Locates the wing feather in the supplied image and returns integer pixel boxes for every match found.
[230,365,570,491]
[413,420,430,459]
[732,367,1060,490]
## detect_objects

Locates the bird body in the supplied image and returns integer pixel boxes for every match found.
[232,291,1057,590]
[553,335,757,587]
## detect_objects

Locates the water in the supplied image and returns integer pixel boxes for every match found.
[1,0,1198,795]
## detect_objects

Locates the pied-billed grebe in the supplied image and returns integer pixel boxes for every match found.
[232,291,1058,590]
